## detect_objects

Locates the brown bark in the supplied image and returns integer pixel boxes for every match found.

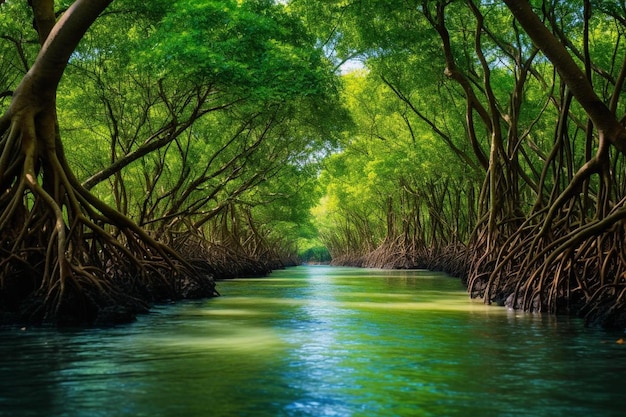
[0,0,217,325]
[13,0,112,108]
[503,0,626,154]
[421,1,490,171]
[462,1,626,327]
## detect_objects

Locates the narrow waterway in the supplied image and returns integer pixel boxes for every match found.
[1,266,625,416]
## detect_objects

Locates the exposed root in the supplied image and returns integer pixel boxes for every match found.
[0,114,217,326]
[330,234,470,279]
[167,230,276,280]
[468,195,626,328]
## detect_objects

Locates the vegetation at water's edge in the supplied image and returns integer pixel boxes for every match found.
[299,0,626,329]
[1,1,626,328]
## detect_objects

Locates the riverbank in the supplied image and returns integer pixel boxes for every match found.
[0,233,297,327]
[329,243,470,283]
[329,242,626,330]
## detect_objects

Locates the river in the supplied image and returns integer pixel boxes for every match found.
[1,266,625,416]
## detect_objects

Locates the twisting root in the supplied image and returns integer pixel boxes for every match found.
[468,186,626,328]
[0,112,217,326]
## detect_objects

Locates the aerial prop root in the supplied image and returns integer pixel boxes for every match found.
[476,204,626,322]
[0,118,199,322]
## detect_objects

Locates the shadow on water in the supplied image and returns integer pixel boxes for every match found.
[1,265,625,416]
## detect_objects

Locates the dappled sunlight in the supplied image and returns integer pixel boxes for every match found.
[137,326,286,352]
[199,308,268,316]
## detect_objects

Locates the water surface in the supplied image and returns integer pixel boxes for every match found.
[1,266,625,416]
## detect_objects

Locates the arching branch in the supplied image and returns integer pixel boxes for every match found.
[503,0,626,155]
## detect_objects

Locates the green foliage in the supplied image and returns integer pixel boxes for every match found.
[143,0,335,102]
[313,68,480,259]
[53,0,348,266]
[9,0,626,277]
[0,1,38,100]
[298,242,331,263]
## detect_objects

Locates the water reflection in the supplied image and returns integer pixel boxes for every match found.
[282,268,359,416]
[1,266,625,416]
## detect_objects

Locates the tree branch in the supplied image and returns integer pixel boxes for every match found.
[503,0,626,155]
[12,0,113,108]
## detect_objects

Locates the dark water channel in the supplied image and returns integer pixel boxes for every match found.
[1,266,625,416]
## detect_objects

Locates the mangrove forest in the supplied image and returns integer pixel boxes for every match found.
[1,0,626,330]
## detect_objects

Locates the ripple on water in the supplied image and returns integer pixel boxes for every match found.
[1,266,625,417]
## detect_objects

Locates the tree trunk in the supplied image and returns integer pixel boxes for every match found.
[503,0,626,153]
